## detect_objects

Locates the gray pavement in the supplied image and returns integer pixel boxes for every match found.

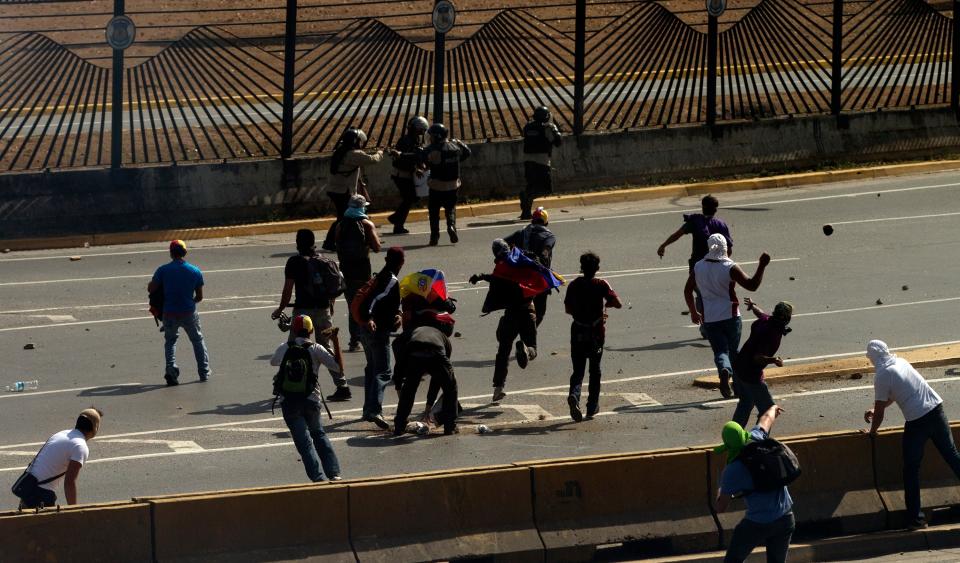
[1,171,960,505]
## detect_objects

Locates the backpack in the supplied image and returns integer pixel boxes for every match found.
[350,276,380,327]
[305,256,345,302]
[739,438,802,492]
[273,341,318,400]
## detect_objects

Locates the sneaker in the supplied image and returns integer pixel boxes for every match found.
[568,395,583,422]
[326,386,352,402]
[365,414,390,430]
[348,341,361,353]
[447,226,459,244]
[492,386,506,402]
[444,425,460,435]
[718,368,733,399]
[907,518,928,531]
[429,235,439,246]
[330,475,343,481]
[515,341,529,369]
[393,424,406,437]
[392,227,410,235]
[199,373,210,382]
[527,347,538,362]
[586,405,599,419]
[519,213,532,220]
[164,373,179,387]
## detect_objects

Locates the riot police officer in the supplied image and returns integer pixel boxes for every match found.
[387,116,429,235]
[520,106,562,220]
[422,123,471,246]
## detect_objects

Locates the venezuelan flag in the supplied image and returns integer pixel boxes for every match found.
[492,247,564,298]
[399,269,448,303]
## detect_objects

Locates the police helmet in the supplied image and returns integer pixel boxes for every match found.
[533,106,551,122]
[408,116,430,133]
[427,123,448,141]
[341,128,368,148]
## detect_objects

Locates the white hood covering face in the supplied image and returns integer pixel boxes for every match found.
[867,339,897,369]
[705,233,731,263]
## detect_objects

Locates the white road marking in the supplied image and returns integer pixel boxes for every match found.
[0,294,277,315]
[0,451,43,456]
[706,376,960,406]
[98,438,204,453]
[0,265,282,287]
[26,314,76,322]
[0,382,144,400]
[529,391,661,407]
[212,427,289,433]
[828,211,960,226]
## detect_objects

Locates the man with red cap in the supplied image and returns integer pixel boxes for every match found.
[148,240,210,386]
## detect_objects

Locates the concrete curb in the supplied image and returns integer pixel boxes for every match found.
[693,343,960,389]
[4,158,960,252]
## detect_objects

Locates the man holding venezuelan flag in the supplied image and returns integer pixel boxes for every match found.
[470,239,564,403]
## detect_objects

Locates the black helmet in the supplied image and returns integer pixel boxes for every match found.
[533,106,551,122]
[340,128,368,148]
[427,123,448,141]
[408,116,429,133]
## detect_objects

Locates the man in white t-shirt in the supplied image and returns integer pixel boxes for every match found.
[687,233,770,398]
[863,339,960,530]
[15,408,101,509]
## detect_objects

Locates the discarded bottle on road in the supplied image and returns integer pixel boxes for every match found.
[5,380,38,392]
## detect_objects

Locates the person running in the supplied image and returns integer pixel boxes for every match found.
[731,299,793,427]
[469,239,539,403]
[564,251,622,422]
[270,315,342,482]
[687,234,770,398]
[322,128,383,251]
[272,229,351,401]
[715,405,794,563]
[863,339,960,530]
[658,195,733,337]
[519,106,562,219]
[13,409,102,509]
[336,195,382,353]
[505,207,557,326]
[148,240,210,386]
[422,123,470,246]
[386,116,429,234]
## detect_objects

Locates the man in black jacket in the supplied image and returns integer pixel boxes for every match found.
[387,116,429,235]
[422,123,471,246]
[392,311,459,436]
[505,207,556,326]
[520,106,561,219]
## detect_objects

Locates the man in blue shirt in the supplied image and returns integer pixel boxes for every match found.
[148,240,210,386]
[715,404,794,563]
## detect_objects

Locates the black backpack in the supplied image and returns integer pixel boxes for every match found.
[305,256,345,302]
[273,342,318,400]
[739,438,802,493]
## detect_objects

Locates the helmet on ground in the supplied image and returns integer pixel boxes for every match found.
[427,123,448,141]
[340,128,368,148]
[408,116,430,133]
[533,106,551,122]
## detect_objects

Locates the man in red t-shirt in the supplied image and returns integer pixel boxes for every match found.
[563,252,622,421]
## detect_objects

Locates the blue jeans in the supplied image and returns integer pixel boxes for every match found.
[281,398,340,482]
[163,312,210,380]
[732,377,775,428]
[704,316,742,377]
[903,404,960,522]
[724,512,794,563]
[361,330,392,418]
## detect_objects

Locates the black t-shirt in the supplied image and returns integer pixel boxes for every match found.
[285,254,326,309]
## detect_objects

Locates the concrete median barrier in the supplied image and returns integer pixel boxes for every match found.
[145,483,352,562]
[529,450,717,561]
[349,467,543,562]
[874,424,960,528]
[0,501,151,563]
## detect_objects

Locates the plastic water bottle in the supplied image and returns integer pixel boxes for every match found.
[5,380,38,392]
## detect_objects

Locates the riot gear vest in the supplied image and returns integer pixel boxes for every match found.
[523,121,553,155]
[431,141,462,182]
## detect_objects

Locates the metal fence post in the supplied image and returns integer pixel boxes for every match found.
[831,0,843,116]
[573,0,586,136]
[110,0,125,169]
[281,0,297,159]
[953,0,959,114]
[706,14,718,127]
[433,0,446,125]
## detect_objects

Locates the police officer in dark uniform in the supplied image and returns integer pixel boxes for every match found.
[422,123,471,246]
[505,206,556,326]
[520,106,562,220]
[387,116,429,235]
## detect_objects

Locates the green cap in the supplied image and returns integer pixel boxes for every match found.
[714,421,750,463]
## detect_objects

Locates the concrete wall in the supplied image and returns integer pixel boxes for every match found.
[2,107,959,239]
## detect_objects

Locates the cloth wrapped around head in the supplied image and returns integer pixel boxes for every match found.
[705,233,730,262]
[867,339,896,369]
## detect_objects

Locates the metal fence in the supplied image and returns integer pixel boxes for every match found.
[0,0,955,173]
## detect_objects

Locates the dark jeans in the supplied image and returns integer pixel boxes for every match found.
[493,305,538,387]
[322,192,351,249]
[533,292,549,326]
[725,512,795,563]
[520,161,552,217]
[732,376,775,428]
[704,316,742,377]
[18,483,57,509]
[280,398,341,482]
[361,330,392,418]
[428,189,458,238]
[389,176,418,229]
[569,335,603,412]
[903,403,960,522]
[394,353,458,433]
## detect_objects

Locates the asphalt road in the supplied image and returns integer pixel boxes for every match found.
[1,171,960,506]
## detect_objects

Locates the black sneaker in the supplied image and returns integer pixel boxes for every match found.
[326,386,352,402]
[719,368,733,399]
[429,235,439,246]
[164,373,179,387]
[365,414,390,430]
[907,518,928,531]
[392,227,410,235]
[586,405,599,419]
[448,226,459,244]
[515,341,529,369]
[348,341,361,352]
[568,395,583,422]
[444,425,459,435]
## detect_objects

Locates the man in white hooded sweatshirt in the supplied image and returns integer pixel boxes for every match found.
[864,339,960,530]
[688,233,770,398]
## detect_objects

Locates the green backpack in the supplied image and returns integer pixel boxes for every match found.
[273,342,317,399]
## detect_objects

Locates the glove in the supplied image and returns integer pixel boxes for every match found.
[469,275,480,285]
